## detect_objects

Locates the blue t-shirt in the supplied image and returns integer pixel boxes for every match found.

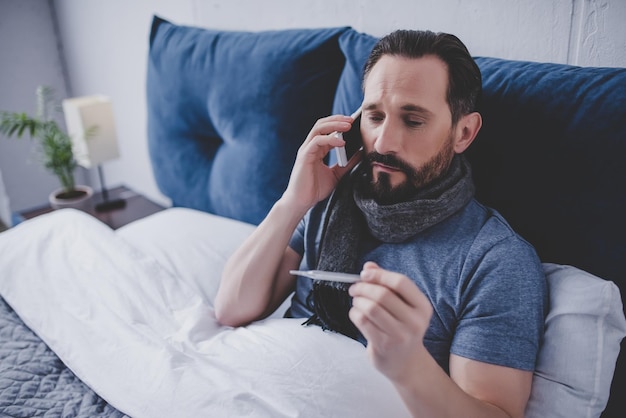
[288,198,547,373]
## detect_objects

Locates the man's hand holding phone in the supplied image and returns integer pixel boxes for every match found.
[281,112,359,213]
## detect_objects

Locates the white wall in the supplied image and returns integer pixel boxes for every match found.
[0,169,10,227]
[0,0,89,211]
[1,0,625,211]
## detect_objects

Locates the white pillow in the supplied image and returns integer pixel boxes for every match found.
[117,207,257,306]
[116,207,293,317]
[526,263,626,418]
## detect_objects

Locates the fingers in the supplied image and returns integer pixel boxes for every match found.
[296,114,361,178]
[330,148,363,178]
[350,287,413,334]
[357,265,426,309]
[302,115,353,148]
[296,119,352,166]
[283,114,361,210]
[348,265,433,342]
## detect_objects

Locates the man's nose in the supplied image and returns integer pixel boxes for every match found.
[373,121,401,155]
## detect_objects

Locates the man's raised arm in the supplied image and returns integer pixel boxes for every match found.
[215,114,361,326]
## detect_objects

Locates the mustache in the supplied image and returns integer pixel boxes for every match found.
[364,151,415,175]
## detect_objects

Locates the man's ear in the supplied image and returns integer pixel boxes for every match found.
[453,112,482,153]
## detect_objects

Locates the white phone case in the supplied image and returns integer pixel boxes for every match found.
[334,106,362,167]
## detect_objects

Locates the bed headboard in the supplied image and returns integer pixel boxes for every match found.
[147,16,348,225]
[146,18,626,415]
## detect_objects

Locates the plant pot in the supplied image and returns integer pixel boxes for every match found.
[49,185,94,211]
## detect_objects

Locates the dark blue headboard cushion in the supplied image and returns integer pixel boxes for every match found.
[469,58,626,286]
[332,29,378,116]
[334,29,626,287]
[147,16,348,224]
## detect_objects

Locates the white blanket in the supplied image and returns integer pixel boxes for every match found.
[0,209,409,418]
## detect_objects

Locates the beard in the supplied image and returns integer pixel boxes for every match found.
[357,134,456,205]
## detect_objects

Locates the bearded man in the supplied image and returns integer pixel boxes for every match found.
[216,29,547,418]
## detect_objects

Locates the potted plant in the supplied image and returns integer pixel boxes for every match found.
[0,86,93,210]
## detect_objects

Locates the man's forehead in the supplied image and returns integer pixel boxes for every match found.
[362,101,434,117]
[362,55,449,111]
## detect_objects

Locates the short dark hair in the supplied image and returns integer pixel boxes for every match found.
[363,30,481,125]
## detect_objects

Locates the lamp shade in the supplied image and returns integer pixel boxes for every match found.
[62,95,119,168]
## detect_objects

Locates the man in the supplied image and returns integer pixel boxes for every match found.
[215,30,546,418]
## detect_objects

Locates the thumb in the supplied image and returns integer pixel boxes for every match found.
[362,261,379,271]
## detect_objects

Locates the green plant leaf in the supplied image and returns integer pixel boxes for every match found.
[0,86,78,192]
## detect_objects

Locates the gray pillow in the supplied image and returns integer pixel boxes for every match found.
[526,263,626,418]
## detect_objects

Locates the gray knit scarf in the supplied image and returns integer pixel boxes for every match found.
[303,154,475,340]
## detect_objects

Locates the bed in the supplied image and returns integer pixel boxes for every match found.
[0,16,625,417]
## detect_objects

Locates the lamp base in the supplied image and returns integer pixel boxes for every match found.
[95,198,126,212]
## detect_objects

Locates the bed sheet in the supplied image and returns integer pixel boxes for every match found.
[0,208,410,418]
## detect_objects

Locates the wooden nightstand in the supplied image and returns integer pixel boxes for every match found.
[17,185,166,230]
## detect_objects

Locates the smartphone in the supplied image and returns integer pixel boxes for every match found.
[334,107,363,167]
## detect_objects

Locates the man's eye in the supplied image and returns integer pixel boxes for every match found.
[367,115,384,123]
[405,119,424,128]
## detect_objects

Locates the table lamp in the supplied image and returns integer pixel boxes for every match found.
[62,95,126,212]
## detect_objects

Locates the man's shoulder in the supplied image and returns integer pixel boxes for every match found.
[459,200,542,270]
[461,199,520,237]
[300,196,330,232]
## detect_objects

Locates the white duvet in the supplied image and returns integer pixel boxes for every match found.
[0,208,410,418]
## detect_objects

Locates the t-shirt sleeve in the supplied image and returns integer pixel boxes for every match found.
[451,234,548,371]
[289,216,306,256]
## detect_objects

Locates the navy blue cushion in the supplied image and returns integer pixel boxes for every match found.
[332,29,378,116]
[147,16,348,224]
[468,58,626,287]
